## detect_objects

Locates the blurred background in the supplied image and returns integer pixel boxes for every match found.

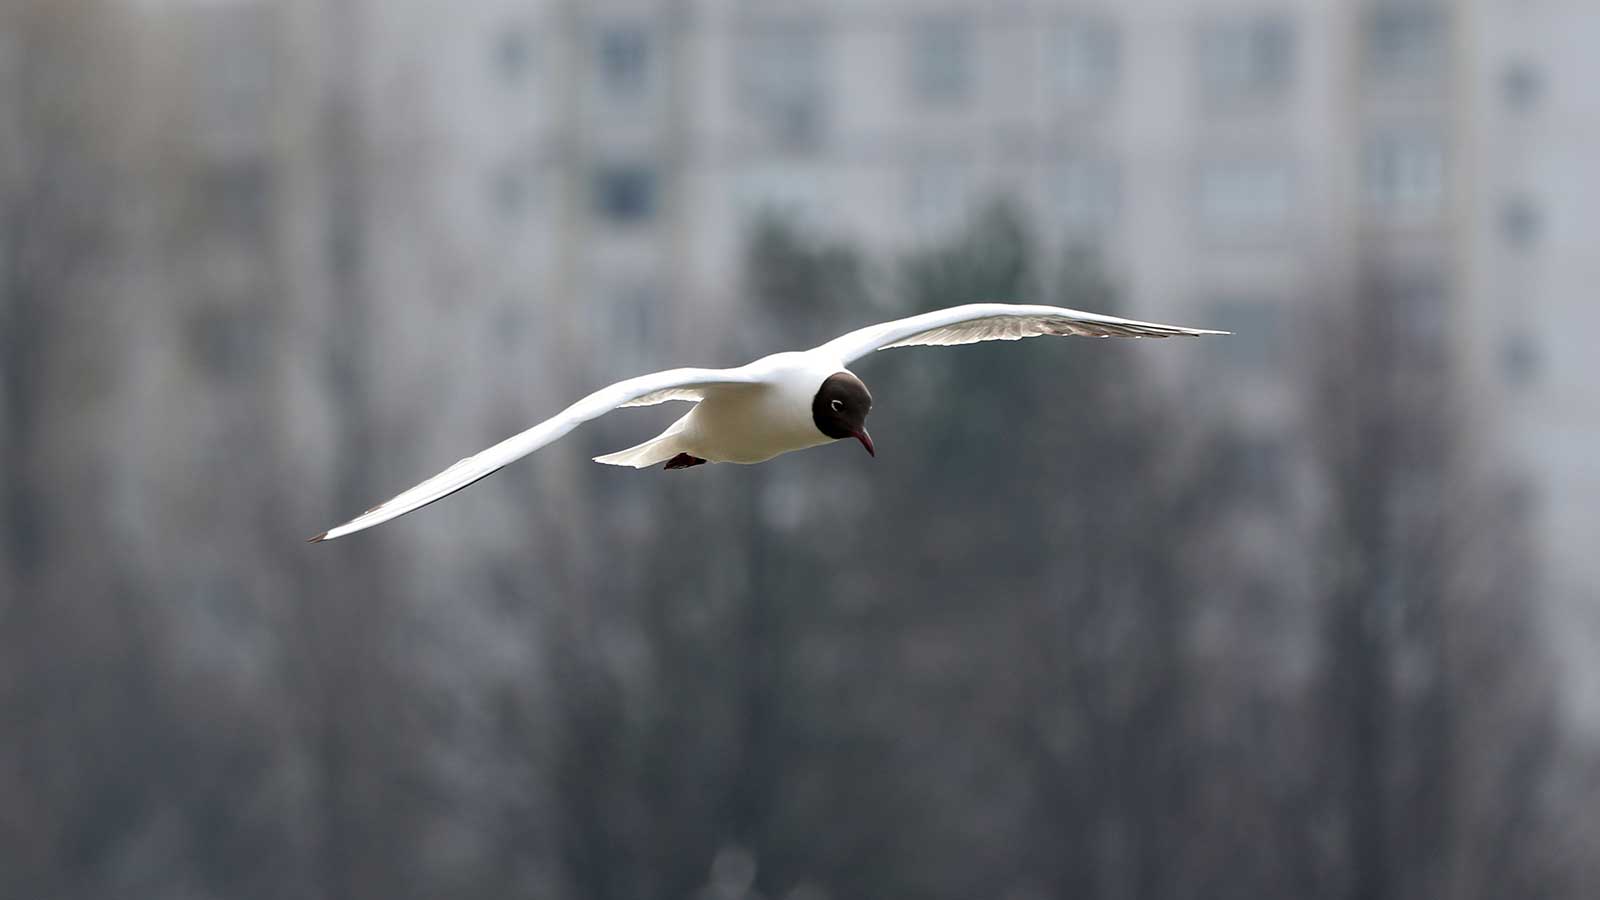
[3,0,1598,898]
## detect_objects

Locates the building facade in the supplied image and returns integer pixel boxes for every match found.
[158,0,1595,693]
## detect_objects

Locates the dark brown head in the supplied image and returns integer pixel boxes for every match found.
[812,372,874,457]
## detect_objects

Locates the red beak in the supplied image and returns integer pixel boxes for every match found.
[852,428,875,457]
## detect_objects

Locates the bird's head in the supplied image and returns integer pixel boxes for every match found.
[812,372,874,457]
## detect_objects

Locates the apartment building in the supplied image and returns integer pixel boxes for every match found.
[162,0,1593,650]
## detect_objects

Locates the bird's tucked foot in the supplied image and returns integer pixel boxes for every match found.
[663,453,707,470]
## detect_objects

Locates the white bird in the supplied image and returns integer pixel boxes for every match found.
[308,303,1225,542]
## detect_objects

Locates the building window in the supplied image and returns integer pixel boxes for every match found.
[908,17,973,106]
[1053,158,1119,235]
[1198,15,1295,102]
[1050,17,1119,104]
[594,166,656,224]
[1364,131,1445,221]
[494,27,535,85]
[1365,5,1446,85]
[1196,159,1294,236]
[1502,61,1543,112]
[596,23,650,101]
[1203,298,1284,371]
[1499,195,1542,248]
[737,23,829,152]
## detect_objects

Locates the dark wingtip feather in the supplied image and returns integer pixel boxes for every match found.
[307,532,328,543]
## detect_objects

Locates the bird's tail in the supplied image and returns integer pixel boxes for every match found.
[593,418,693,469]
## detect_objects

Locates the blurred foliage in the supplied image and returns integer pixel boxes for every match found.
[1,6,1596,900]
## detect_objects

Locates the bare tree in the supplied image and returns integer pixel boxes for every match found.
[1304,274,1572,900]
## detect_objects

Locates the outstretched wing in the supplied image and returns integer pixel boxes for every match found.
[814,303,1226,365]
[308,366,760,542]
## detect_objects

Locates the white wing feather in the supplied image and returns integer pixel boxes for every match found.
[309,366,758,542]
[815,303,1226,365]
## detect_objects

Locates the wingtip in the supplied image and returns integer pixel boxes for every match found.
[306,531,329,544]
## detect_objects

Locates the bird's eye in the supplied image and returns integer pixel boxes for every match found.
[830,399,844,413]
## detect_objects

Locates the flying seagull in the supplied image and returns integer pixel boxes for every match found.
[308,303,1224,542]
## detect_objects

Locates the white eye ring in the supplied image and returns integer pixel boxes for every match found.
[830,399,844,413]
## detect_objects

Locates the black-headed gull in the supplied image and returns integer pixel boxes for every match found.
[308,303,1224,542]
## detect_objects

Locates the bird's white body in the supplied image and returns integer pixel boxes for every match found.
[596,351,844,467]
[308,303,1226,542]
